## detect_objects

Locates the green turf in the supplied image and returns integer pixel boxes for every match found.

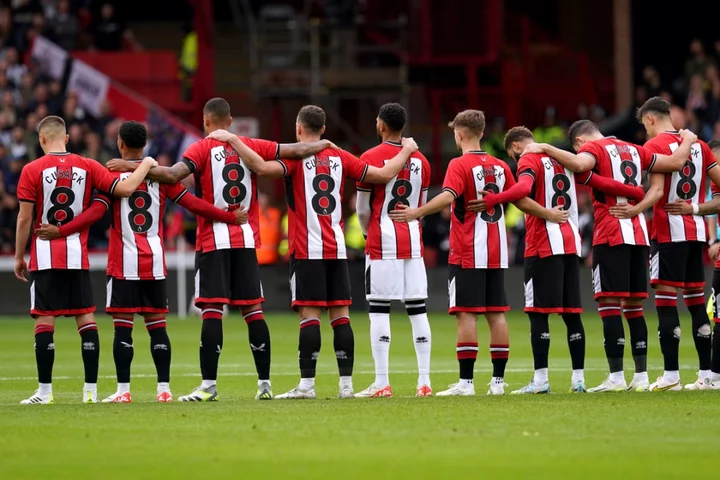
[0,311,717,479]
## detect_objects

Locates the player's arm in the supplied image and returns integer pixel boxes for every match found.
[206,130,286,177]
[355,189,372,235]
[523,144,595,173]
[468,174,534,212]
[175,190,248,225]
[388,190,454,223]
[107,159,192,185]
[362,138,419,184]
[278,140,336,159]
[649,130,698,173]
[609,173,664,219]
[665,164,720,216]
[102,157,157,196]
[514,197,569,224]
[577,171,645,201]
[14,200,34,282]
[35,196,110,241]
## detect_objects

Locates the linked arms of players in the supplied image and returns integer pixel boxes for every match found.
[608,173,664,219]
[107,159,193,185]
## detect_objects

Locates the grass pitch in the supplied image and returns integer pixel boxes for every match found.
[0,311,717,479]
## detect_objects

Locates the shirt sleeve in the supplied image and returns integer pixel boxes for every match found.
[341,150,369,182]
[642,139,665,155]
[165,182,189,202]
[441,159,464,198]
[576,142,602,169]
[636,144,658,172]
[421,155,431,191]
[181,140,205,173]
[356,152,373,191]
[703,142,717,171]
[516,157,537,182]
[712,182,720,198]
[243,136,281,161]
[501,162,516,191]
[16,165,38,203]
[88,159,119,195]
[276,159,294,177]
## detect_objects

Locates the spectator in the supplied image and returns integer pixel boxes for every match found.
[47,79,63,113]
[92,3,140,51]
[23,112,39,159]
[5,47,27,85]
[18,71,34,107]
[91,99,113,133]
[0,111,11,145]
[344,192,365,262]
[81,131,111,165]
[47,0,79,50]
[62,90,85,124]
[533,107,565,145]
[642,66,663,98]
[1,89,17,125]
[684,39,716,85]
[257,192,282,265]
[422,202,450,266]
[0,147,22,252]
[27,82,49,113]
[9,125,27,158]
[103,118,121,156]
[10,0,42,52]
[179,21,197,101]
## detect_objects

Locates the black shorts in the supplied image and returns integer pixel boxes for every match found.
[650,241,705,289]
[448,265,508,314]
[290,256,351,310]
[711,269,720,322]
[524,254,582,314]
[30,269,95,317]
[195,249,264,307]
[591,244,648,300]
[106,277,168,314]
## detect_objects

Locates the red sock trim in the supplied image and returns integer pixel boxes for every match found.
[457,351,478,360]
[598,303,621,318]
[714,318,720,324]
[330,316,350,328]
[145,317,167,331]
[201,308,223,321]
[77,322,98,334]
[490,344,510,359]
[243,310,264,324]
[683,290,705,307]
[34,325,54,335]
[456,343,479,360]
[655,293,677,308]
[622,307,644,320]
[300,318,321,329]
[113,317,134,329]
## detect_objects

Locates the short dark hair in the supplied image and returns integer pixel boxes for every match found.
[378,103,406,132]
[297,105,326,133]
[203,97,231,121]
[636,96,671,122]
[119,121,147,149]
[568,119,599,146]
[503,126,534,151]
[708,139,720,152]
[448,110,486,137]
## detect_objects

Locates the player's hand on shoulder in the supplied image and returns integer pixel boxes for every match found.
[522,142,544,155]
[679,129,698,144]
[547,205,568,224]
[608,202,638,219]
[206,129,235,143]
[388,203,417,222]
[35,224,62,241]
[401,137,418,153]
[663,199,692,215]
[14,257,28,282]
[107,159,133,172]
[142,156,158,168]
[234,205,248,225]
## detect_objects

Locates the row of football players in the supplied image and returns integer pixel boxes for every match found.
[14,95,719,405]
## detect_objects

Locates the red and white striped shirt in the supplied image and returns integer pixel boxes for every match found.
[442,151,515,269]
[357,141,430,260]
[98,173,188,280]
[182,136,280,252]
[578,137,657,246]
[645,131,716,243]
[517,153,581,258]
[16,152,119,270]
[278,147,368,260]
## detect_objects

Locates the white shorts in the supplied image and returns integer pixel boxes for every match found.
[365,257,428,301]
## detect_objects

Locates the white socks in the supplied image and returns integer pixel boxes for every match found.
[571,369,584,384]
[117,383,130,394]
[533,368,548,385]
[369,311,391,388]
[339,376,353,389]
[409,311,432,387]
[459,378,474,388]
[609,371,625,383]
[83,382,97,393]
[699,370,712,380]
[299,378,315,390]
[157,382,170,394]
[38,383,52,396]
[633,372,649,384]
[201,379,216,389]
[663,370,680,383]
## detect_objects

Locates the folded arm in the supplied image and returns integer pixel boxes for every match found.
[578,171,645,200]
[176,191,241,224]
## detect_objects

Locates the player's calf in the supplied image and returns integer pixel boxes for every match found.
[405,299,431,391]
[683,289,712,381]
[329,307,354,398]
[144,315,172,401]
[21,320,56,405]
[622,301,649,390]
[77,314,99,403]
[437,312,478,397]
[241,306,272,399]
[486,312,510,396]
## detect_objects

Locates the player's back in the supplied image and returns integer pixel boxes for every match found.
[182,137,274,252]
[17,152,119,271]
[280,146,368,260]
[645,131,715,242]
[442,151,514,269]
[359,141,430,260]
[578,137,655,246]
[518,152,581,258]
[104,166,188,280]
